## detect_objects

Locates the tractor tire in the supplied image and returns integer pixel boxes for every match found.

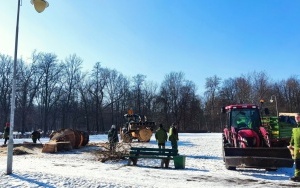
[222,143,232,162]
[222,134,232,162]
[226,165,236,170]
[222,146,225,162]
[222,137,225,162]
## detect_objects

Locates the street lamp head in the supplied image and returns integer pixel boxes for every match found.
[31,0,49,13]
[270,99,274,103]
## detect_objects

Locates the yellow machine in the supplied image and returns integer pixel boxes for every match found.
[120,110,156,143]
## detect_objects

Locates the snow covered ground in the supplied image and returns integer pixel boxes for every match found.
[0,133,298,188]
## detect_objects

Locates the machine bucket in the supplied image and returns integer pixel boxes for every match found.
[224,147,294,169]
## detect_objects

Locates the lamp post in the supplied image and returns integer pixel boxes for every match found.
[270,95,278,117]
[6,0,48,175]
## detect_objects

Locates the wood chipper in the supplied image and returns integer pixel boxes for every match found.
[120,109,156,143]
[222,103,294,171]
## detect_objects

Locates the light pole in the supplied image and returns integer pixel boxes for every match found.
[270,95,278,117]
[6,0,48,175]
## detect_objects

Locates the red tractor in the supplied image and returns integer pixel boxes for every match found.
[222,103,293,170]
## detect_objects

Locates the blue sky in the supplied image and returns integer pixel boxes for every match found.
[1,0,300,95]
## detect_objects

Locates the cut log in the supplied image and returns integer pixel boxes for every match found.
[50,129,89,148]
[138,129,152,142]
[42,141,72,153]
[56,141,72,151]
[80,131,89,146]
[42,141,57,153]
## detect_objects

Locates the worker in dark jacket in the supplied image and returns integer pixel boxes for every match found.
[3,122,10,145]
[31,130,41,143]
[289,113,300,181]
[155,124,168,149]
[108,125,119,152]
[168,123,179,150]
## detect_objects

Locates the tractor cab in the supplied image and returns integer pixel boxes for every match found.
[230,108,261,130]
[222,104,261,131]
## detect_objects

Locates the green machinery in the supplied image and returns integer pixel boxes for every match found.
[261,113,297,147]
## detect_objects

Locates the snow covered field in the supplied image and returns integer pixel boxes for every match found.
[0,133,298,188]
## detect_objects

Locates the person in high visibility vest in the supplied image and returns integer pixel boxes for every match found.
[168,123,179,150]
[289,113,300,182]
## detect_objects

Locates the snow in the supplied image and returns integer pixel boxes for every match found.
[0,133,298,187]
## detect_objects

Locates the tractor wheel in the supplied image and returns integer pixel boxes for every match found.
[222,137,225,162]
[222,146,225,162]
[222,143,232,162]
[222,134,232,162]
[226,165,236,170]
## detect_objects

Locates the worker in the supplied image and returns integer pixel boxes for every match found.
[31,130,41,143]
[108,125,119,153]
[155,124,168,150]
[236,111,249,129]
[289,113,300,181]
[168,123,179,150]
[3,122,10,145]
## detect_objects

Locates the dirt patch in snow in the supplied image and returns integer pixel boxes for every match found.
[0,143,43,156]
[0,142,131,163]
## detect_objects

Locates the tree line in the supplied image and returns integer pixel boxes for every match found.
[1,52,300,134]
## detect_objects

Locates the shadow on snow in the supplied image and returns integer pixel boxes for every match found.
[10,174,55,188]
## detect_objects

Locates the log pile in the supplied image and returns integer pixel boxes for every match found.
[42,129,89,153]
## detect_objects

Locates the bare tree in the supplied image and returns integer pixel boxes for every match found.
[219,78,237,104]
[132,74,146,114]
[60,54,84,129]
[78,79,92,132]
[142,81,158,119]
[234,76,251,103]
[0,54,13,126]
[178,80,202,130]
[250,71,271,103]
[35,52,63,135]
[160,72,185,125]
[282,76,300,112]
[104,69,126,125]
[204,75,221,131]
[88,62,109,132]
[17,52,43,133]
